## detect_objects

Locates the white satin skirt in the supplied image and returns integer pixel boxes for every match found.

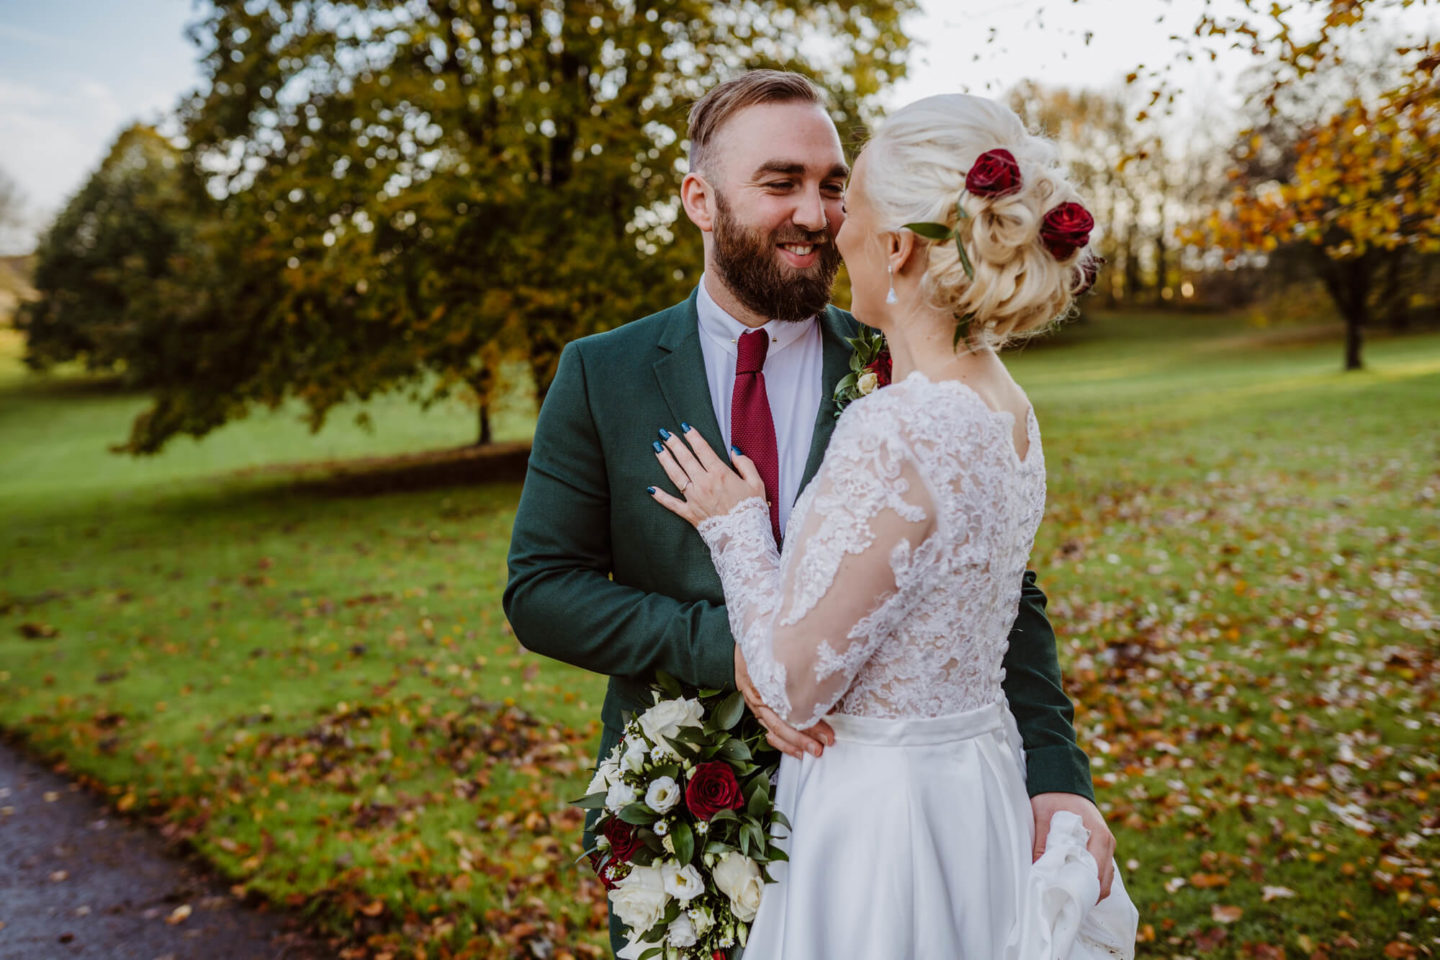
[740,700,1138,959]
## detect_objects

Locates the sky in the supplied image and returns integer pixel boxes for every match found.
[0,0,1433,255]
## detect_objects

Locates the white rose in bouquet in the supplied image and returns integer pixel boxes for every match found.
[637,697,704,748]
[857,370,879,395]
[661,861,705,903]
[587,757,621,795]
[712,852,765,921]
[606,780,637,814]
[667,912,698,947]
[609,863,669,931]
[645,775,681,814]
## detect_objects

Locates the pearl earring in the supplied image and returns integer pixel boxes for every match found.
[886,265,898,304]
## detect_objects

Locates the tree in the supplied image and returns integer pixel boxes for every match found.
[17,126,206,381]
[1177,0,1440,370]
[115,0,914,453]
[0,166,22,248]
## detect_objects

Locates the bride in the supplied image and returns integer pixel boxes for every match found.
[647,94,1139,958]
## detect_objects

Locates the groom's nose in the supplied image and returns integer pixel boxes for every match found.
[791,185,828,233]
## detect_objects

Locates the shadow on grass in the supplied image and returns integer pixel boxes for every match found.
[227,440,533,498]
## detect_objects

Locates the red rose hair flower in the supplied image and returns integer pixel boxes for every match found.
[1040,202,1093,260]
[965,148,1021,198]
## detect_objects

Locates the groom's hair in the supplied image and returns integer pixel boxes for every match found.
[688,70,827,178]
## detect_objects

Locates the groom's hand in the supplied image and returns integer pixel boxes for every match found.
[735,644,835,759]
[1031,792,1116,902]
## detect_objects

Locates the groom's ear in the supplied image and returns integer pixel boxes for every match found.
[681,173,716,232]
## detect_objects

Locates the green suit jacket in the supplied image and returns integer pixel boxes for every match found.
[502,287,1093,854]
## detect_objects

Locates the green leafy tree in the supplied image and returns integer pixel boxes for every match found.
[126,0,914,452]
[17,126,202,380]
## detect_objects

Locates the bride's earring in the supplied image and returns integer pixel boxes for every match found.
[886,265,898,304]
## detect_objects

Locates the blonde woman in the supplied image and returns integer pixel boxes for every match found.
[649,94,1138,957]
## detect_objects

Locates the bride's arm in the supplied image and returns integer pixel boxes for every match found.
[650,407,934,729]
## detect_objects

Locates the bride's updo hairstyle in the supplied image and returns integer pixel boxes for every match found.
[866,94,1096,345]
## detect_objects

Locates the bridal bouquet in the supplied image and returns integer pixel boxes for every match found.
[574,672,789,960]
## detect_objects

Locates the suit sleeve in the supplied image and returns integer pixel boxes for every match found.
[503,341,736,691]
[1001,570,1095,801]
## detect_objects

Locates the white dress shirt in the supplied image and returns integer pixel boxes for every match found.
[696,273,823,537]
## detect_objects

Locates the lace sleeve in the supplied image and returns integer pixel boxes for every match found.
[697,401,935,729]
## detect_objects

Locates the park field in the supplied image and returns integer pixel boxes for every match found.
[1,313,1438,959]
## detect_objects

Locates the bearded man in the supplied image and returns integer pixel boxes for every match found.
[503,69,1110,956]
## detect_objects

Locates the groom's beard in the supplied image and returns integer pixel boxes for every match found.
[711,192,841,324]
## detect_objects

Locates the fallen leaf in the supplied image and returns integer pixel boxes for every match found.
[165,904,191,925]
[1261,885,1296,902]
[1212,904,1244,923]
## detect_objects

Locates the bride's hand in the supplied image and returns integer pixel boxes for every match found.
[648,424,765,527]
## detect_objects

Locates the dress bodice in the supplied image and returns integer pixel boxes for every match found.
[697,370,1047,729]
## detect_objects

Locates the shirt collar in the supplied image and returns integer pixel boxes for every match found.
[696,272,816,358]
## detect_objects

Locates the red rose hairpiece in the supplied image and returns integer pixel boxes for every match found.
[1040,202,1094,260]
[965,148,1021,198]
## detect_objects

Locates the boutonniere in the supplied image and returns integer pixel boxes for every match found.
[832,327,891,416]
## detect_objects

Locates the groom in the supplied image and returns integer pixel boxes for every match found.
[504,70,1114,953]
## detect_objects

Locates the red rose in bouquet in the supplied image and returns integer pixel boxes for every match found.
[685,760,746,820]
[602,816,643,862]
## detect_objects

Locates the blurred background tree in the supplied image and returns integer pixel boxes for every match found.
[48,0,913,454]
[1179,0,1440,369]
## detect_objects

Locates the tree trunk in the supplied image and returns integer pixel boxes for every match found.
[477,402,493,446]
[1344,313,1364,371]
[1316,253,1371,372]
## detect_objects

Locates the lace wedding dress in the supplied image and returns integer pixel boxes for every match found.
[696,371,1138,959]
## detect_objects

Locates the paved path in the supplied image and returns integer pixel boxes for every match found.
[0,739,328,960]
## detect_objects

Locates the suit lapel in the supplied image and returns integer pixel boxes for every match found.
[799,306,859,492]
[652,289,727,456]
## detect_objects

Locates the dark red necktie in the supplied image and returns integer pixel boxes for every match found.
[732,329,782,544]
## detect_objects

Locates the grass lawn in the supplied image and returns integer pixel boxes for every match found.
[1,314,1437,959]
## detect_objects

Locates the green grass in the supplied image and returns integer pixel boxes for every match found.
[1,314,1437,959]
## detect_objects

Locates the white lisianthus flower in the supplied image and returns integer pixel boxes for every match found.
[645,775,681,814]
[666,912,698,947]
[605,780,637,814]
[621,740,648,774]
[712,852,765,921]
[608,863,670,932]
[637,698,704,749]
[661,862,705,903]
[857,370,879,395]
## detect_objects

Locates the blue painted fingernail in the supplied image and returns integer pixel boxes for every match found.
[681,422,692,433]
[658,427,671,440]
[652,440,664,453]
[646,486,656,495]
[731,445,742,456]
